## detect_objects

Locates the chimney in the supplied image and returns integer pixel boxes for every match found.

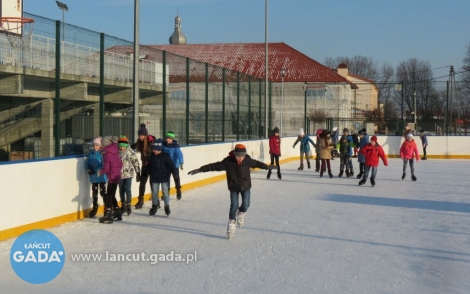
[337,63,348,79]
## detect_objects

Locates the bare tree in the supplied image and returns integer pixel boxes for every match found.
[460,42,470,119]
[365,108,387,134]
[395,58,437,121]
[307,108,328,131]
[324,55,380,81]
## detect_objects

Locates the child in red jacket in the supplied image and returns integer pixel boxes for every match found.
[268,126,281,180]
[400,133,420,181]
[358,135,388,187]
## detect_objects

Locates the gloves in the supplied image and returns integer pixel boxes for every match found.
[292,146,295,149]
[188,169,202,175]
[279,154,281,157]
[87,169,95,175]
[176,188,182,200]
[267,164,277,170]
[180,164,184,170]
[135,172,141,182]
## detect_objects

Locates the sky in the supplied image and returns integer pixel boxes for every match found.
[19,0,470,80]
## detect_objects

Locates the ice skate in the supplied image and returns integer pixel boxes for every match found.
[328,170,333,178]
[411,174,417,181]
[358,179,366,186]
[267,170,272,180]
[370,178,376,187]
[236,211,245,228]
[89,206,98,218]
[164,205,171,216]
[99,209,113,224]
[298,164,304,171]
[315,169,319,172]
[135,196,143,209]
[338,170,344,178]
[402,173,406,180]
[227,220,236,239]
[277,171,282,180]
[320,170,324,178]
[421,157,427,160]
[125,204,132,216]
[113,207,122,221]
[307,162,311,169]
[149,204,159,216]
[349,169,354,178]
[356,173,363,179]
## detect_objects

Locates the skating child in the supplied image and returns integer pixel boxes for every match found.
[338,135,352,178]
[268,126,282,179]
[163,131,184,199]
[85,136,107,218]
[419,129,428,160]
[340,128,354,177]
[147,139,181,217]
[330,127,339,160]
[130,123,155,209]
[351,130,359,158]
[118,135,140,216]
[358,135,388,187]
[314,129,323,172]
[319,129,335,178]
[187,144,276,239]
[400,134,420,181]
[292,127,315,172]
[97,136,123,223]
[356,129,370,179]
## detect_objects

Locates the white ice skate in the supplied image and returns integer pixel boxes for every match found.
[236,211,245,228]
[227,220,236,239]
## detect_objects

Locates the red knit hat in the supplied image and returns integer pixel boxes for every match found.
[234,144,247,156]
[371,135,378,142]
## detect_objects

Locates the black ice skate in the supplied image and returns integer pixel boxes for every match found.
[320,170,324,178]
[277,171,282,180]
[164,205,171,216]
[358,179,366,186]
[89,206,98,218]
[328,170,333,178]
[135,196,143,209]
[99,209,113,224]
[267,170,272,180]
[113,207,122,221]
[125,204,132,216]
[149,204,159,216]
[349,169,354,178]
[307,162,311,169]
[298,164,304,171]
[370,178,376,187]
[338,170,344,178]
[356,173,363,179]
[411,174,417,181]
[402,173,406,180]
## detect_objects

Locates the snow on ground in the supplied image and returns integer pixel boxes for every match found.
[1,159,470,294]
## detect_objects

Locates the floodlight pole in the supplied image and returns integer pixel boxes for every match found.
[264,0,268,138]
[55,1,68,41]
[132,0,140,142]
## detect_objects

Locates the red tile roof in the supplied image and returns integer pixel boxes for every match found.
[147,42,352,84]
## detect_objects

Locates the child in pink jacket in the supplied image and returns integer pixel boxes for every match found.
[400,134,420,181]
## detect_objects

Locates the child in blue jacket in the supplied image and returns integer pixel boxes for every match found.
[85,136,108,218]
[163,131,184,200]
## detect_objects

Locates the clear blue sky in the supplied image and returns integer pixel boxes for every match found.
[22,0,470,80]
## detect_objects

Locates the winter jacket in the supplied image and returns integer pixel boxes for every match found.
[351,134,360,148]
[131,135,155,173]
[357,134,370,163]
[338,139,352,156]
[100,143,123,184]
[119,147,141,179]
[400,139,420,160]
[198,152,269,192]
[269,134,281,155]
[361,143,388,167]
[420,134,428,147]
[331,130,339,145]
[315,136,321,153]
[319,137,334,159]
[293,135,315,153]
[85,149,107,183]
[147,152,181,187]
[163,139,184,168]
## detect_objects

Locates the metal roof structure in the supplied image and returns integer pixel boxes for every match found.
[148,42,354,85]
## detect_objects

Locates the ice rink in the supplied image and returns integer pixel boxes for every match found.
[2,158,470,294]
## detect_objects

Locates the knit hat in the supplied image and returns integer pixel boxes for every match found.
[371,135,378,143]
[316,129,323,135]
[420,129,424,133]
[321,129,330,136]
[332,127,338,132]
[118,135,129,148]
[233,144,247,157]
[101,136,118,147]
[343,128,349,133]
[165,131,175,139]
[299,128,304,136]
[138,123,148,136]
[407,134,413,140]
[273,126,280,134]
[150,139,164,151]
[358,130,364,136]
[92,136,102,146]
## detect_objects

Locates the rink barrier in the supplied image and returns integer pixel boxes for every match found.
[1,135,469,241]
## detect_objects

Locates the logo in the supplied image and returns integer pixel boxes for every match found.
[10,229,65,284]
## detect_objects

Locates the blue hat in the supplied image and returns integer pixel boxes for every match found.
[151,139,163,151]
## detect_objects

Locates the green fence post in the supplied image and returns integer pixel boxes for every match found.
[237,72,240,141]
[248,76,251,140]
[259,79,262,139]
[205,63,209,143]
[99,33,105,137]
[162,51,167,138]
[186,57,190,145]
[268,81,272,134]
[222,68,226,142]
[54,20,61,157]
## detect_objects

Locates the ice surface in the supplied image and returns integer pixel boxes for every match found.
[1,159,470,294]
